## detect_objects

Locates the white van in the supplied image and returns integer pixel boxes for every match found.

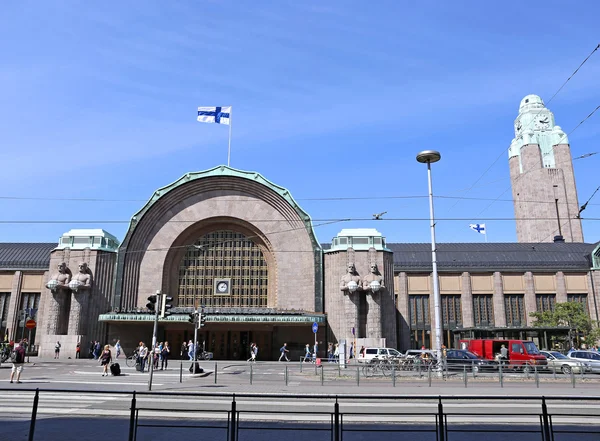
[357,347,402,363]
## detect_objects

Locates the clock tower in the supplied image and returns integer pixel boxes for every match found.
[509,94,584,243]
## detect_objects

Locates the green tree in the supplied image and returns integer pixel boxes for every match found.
[530,302,592,347]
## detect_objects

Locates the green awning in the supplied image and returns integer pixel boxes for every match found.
[98,313,326,324]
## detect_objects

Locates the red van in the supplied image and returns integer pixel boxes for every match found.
[459,339,548,371]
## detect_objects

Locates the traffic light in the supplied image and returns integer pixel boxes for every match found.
[188,312,197,324]
[146,295,157,312]
[199,311,206,328]
[161,295,173,318]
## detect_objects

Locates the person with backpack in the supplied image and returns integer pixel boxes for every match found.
[278,343,289,362]
[9,340,26,384]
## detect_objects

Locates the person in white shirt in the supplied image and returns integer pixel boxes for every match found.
[188,340,195,361]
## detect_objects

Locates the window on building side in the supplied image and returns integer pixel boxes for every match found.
[473,295,494,327]
[504,294,525,327]
[441,295,462,328]
[409,295,430,327]
[17,293,40,345]
[567,294,589,316]
[178,230,268,308]
[0,292,11,341]
[536,294,556,313]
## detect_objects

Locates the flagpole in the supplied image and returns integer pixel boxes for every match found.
[227,106,232,167]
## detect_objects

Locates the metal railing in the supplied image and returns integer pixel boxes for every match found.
[2,388,598,441]
[171,358,596,389]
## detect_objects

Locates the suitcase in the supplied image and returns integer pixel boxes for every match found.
[110,363,121,376]
[189,362,204,374]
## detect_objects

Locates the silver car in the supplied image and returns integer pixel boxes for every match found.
[566,350,600,373]
[540,350,591,374]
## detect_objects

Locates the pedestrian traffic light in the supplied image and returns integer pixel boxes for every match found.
[199,312,206,328]
[146,295,157,312]
[188,312,197,324]
[161,295,173,318]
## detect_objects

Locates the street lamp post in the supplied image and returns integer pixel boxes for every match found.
[416,150,443,364]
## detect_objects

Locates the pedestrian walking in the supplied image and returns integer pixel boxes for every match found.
[153,344,160,369]
[247,343,256,362]
[115,340,122,359]
[9,340,26,384]
[327,343,334,362]
[278,343,290,361]
[303,344,312,363]
[161,342,170,370]
[334,343,340,363]
[181,341,187,359]
[100,345,112,376]
[188,340,195,361]
[54,341,61,359]
[93,341,101,360]
[253,343,258,361]
[75,342,81,359]
[138,342,148,372]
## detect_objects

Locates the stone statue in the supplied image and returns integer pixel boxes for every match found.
[340,263,362,294]
[69,262,93,292]
[46,262,71,291]
[362,263,385,292]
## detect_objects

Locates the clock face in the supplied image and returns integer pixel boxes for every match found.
[217,282,228,293]
[537,116,550,129]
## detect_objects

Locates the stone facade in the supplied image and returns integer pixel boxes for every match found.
[38,248,116,358]
[509,95,584,243]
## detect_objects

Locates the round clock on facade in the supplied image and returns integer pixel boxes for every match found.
[217,281,229,293]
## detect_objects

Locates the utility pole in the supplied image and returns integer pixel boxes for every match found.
[148,290,161,391]
[193,309,199,366]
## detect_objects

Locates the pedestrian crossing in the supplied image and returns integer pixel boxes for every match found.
[0,390,598,425]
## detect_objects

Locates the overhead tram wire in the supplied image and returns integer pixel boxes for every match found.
[4,216,600,225]
[474,105,600,217]
[4,176,600,207]
[442,43,600,215]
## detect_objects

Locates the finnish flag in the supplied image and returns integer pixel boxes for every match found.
[197,106,231,125]
[469,223,486,234]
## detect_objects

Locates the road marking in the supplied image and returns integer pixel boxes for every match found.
[6,380,163,386]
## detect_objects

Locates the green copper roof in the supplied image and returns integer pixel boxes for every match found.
[123,165,320,248]
[509,95,569,171]
[593,243,600,270]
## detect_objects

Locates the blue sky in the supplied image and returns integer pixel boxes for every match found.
[1,1,599,245]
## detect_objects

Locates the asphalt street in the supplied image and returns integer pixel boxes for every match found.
[1,357,599,441]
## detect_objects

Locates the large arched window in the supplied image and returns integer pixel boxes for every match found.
[178,230,268,307]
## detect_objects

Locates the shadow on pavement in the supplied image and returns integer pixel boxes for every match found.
[2,416,599,441]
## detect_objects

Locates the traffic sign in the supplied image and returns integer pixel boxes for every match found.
[312,322,318,333]
[25,319,36,329]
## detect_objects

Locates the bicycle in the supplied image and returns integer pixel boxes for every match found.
[125,351,139,368]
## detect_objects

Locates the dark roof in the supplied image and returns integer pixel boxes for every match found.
[322,241,596,272]
[0,243,55,270]
[388,242,596,273]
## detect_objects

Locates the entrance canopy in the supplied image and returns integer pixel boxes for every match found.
[99,307,326,324]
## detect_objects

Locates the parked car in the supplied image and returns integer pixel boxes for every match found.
[566,350,600,373]
[540,351,591,375]
[444,349,497,373]
[404,349,437,360]
[357,347,403,363]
